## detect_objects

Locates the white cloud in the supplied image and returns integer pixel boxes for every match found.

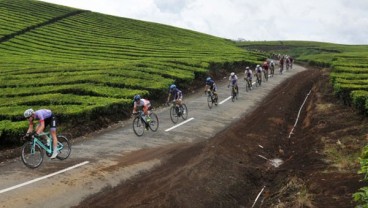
[39,0,368,44]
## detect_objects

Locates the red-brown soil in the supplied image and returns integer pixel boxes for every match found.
[66,68,368,207]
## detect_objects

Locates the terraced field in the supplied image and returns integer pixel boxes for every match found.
[0,0,264,143]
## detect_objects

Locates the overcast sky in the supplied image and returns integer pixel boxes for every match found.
[39,0,368,45]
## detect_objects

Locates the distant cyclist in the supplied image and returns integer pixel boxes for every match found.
[244,66,253,89]
[289,56,294,69]
[279,56,284,74]
[132,95,152,126]
[262,61,269,81]
[254,65,263,84]
[24,108,59,159]
[204,77,218,104]
[167,84,183,107]
[286,57,290,70]
[228,72,239,94]
[270,60,275,76]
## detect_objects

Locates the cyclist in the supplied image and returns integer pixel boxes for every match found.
[286,57,290,70]
[262,61,269,81]
[244,67,253,89]
[228,72,239,94]
[270,60,275,76]
[24,108,59,159]
[204,77,218,105]
[132,95,151,128]
[289,56,294,69]
[279,56,284,74]
[167,84,184,111]
[254,65,263,84]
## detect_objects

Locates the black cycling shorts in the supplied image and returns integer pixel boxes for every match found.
[44,115,57,129]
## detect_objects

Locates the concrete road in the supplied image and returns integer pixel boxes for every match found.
[0,65,305,208]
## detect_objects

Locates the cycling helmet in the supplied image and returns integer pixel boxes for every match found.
[24,108,34,118]
[230,72,235,76]
[206,77,211,81]
[133,95,141,101]
[170,84,176,90]
[246,67,250,70]
[256,64,260,67]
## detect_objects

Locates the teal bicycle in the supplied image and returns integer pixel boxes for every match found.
[21,132,71,168]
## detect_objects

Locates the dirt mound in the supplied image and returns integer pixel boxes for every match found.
[75,68,367,208]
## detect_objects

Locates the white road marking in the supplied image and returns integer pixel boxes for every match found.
[165,117,194,132]
[0,161,90,194]
[219,96,232,104]
[288,89,312,138]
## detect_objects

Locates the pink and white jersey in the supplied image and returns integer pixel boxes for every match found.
[134,99,150,108]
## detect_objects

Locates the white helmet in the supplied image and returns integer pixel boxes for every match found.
[230,72,235,76]
[24,109,34,118]
[256,65,260,67]
[246,67,250,70]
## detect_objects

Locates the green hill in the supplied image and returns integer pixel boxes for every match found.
[0,0,264,144]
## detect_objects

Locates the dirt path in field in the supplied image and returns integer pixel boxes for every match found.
[73,68,368,207]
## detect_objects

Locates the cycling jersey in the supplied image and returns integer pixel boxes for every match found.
[206,80,217,91]
[229,75,238,85]
[170,88,183,100]
[32,109,56,130]
[134,98,151,108]
[256,67,262,73]
[245,70,252,79]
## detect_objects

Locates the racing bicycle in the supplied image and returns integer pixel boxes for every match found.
[255,74,262,87]
[245,77,252,92]
[206,89,218,109]
[230,85,238,102]
[263,70,269,82]
[270,64,275,77]
[169,101,188,123]
[132,110,159,136]
[21,132,71,168]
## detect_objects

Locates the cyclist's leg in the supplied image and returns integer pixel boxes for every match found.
[48,116,59,158]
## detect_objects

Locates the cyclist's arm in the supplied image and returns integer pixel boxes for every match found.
[167,93,172,103]
[35,120,45,134]
[26,122,34,134]
[204,85,209,92]
[133,102,137,113]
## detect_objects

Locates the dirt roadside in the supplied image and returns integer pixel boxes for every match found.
[73,68,368,207]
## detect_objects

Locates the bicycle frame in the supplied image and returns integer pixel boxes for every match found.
[136,111,149,126]
[232,86,237,94]
[207,90,215,100]
[32,132,63,154]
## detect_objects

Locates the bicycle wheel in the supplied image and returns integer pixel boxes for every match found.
[21,142,44,168]
[207,95,213,109]
[133,116,145,136]
[214,94,218,105]
[231,91,235,102]
[170,106,179,123]
[56,136,71,160]
[148,113,159,132]
[181,104,188,120]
